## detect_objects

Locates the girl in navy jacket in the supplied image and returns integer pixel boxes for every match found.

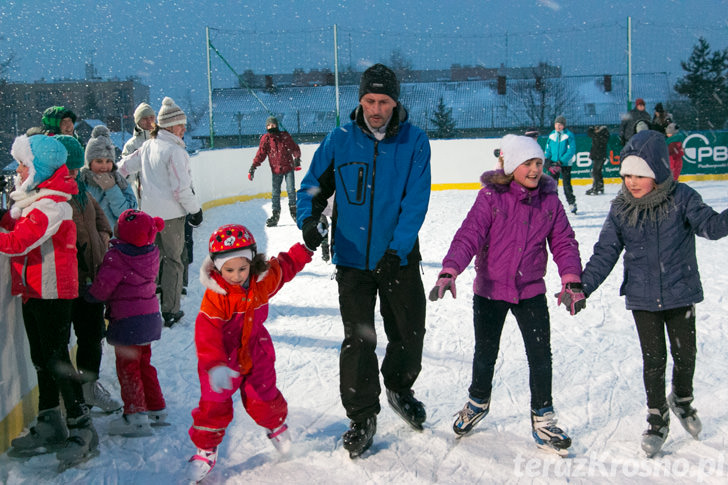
[580,130,728,457]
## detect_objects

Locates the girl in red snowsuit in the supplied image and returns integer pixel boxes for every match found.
[186,224,313,482]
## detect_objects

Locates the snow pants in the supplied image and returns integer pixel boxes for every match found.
[632,305,696,409]
[189,325,287,451]
[22,298,86,419]
[156,215,185,314]
[468,294,553,411]
[335,260,427,422]
[115,344,166,415]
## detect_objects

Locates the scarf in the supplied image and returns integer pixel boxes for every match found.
[612,178,676,228]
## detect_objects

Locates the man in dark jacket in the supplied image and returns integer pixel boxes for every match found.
[296,64,431,459]
[586,125,610,195]
[619,98,651,146]
[248,116,301,227]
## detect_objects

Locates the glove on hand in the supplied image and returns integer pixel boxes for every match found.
[293,157,302,171]
[429,269,458,301]
[248,166,256,181]
[373,250,401,286]
[208,365,240,393]
[555,282,586,315]
[92,172,116,190]
[302,217,327,251]
[187,210,203,227]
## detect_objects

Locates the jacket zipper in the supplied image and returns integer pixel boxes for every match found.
[365,141,379,269]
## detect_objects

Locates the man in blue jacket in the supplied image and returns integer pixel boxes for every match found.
[297,63,431,458]
[544,116,578,214]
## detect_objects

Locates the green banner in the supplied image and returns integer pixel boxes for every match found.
[542,131,728,179]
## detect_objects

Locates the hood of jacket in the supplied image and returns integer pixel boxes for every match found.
[621,130,672,184]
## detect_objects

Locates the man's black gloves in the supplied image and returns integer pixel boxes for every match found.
[302,217,327,251]
[187,210,203,227]
[373,250,401,286]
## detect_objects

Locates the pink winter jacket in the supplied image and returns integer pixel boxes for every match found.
[442,171,582,304]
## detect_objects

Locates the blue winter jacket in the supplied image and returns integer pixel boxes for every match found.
[544,129,576,167]
[81,168,138,228]
[582,130,728,311]
[297,105,431,270]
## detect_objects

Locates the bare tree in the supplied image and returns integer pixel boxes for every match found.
[511,64,577,130]
[0,35,15,80]
[389,49,415,82]
[182,89,207,133]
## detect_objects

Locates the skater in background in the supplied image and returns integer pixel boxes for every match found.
[577,130,728,457]
[651,102,672,135]
[118,96,203,327]
[666,122,685,180]
[185,224,313,482]
[620,98,651,146]
[55,135,121,414]
[431,134,583,455]
[544,116,578,214]
[81,125,138,228]
[41,105,81,140]
[247,116,301,227]
[86,209,168,437]
[296,63,431,459]
[586,125,610,195]
[2,135,98,468]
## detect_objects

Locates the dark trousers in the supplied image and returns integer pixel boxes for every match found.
[71,296,106,380]
[271,171,296,213]
[591,157,606,189]
[22,298,86,418]
[633,306,696,409]
[336,262,426,422]
[549,166,576,205]
[469,294,553,410]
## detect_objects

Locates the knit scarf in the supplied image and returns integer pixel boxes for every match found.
[612,178,676,228]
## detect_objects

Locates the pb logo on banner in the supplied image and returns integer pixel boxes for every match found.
[683,133,728,165]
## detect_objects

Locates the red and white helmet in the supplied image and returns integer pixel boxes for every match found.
[208,224,257,256]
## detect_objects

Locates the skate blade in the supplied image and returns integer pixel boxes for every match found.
[536,442,570,458]
[150,422,171,427]
[7,445,61,458]
[57,448,100,472]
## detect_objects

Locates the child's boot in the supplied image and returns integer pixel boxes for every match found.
[186,447,218,483]
[108,412,153,437]
[267,423,291,455]
[10,406,68,455]
[641,406,669,457]
[668,393,701,439]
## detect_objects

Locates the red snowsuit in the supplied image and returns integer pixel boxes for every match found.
[189,243,312,450]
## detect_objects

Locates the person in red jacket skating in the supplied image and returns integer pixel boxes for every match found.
[185,223,320,483]
[247,116,302,227]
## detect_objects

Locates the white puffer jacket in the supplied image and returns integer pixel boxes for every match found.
[117,129,201,220]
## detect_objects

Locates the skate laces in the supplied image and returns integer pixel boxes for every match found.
[670,395,697,419]
[190,447,217,466]
[456,399,488,421]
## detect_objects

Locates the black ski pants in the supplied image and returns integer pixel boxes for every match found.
[335,261,426,422]
[633,306,696,409]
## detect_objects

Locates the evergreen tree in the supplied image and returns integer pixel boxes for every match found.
[430,97,456,139]
[674,37,728,130]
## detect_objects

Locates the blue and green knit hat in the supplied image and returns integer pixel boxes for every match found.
[41,106,77,134]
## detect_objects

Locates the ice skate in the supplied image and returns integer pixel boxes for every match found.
[585,186,597,196]
[668,393,701,439]
[108,412,154,437]
[266,211,280,227]
[641,406,669,458]
[8,406,68,457]
[531,406,571,457]
[289,205,297,221]
[83,381,122,413]
[148,408,170,427]
[342,415,376,459]
[56,413,99,472]
[568,203,578,214]
[163,310,184,328]
[186,447,217,484]
[453,397,490,437]
[267,423,291,455]
[386,388,426,431]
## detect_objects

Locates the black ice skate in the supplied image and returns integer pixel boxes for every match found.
[386,389,426,431]
[342,415,376,459]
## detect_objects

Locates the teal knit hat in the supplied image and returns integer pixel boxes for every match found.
[10,135,68,191]
[54,135,85,170]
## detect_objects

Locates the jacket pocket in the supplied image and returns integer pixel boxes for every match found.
[338,162,368,206]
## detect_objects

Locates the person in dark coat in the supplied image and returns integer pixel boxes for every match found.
[586,125,610,195]
[578,130,728,457]
[619,98,651,146]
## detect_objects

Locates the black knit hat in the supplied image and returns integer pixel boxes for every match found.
[359,64,399,102]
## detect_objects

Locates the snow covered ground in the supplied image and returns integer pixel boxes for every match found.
[2,179,728,484]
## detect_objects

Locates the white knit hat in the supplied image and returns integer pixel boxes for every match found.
[620,155,656,179]
[213,248,254,271]
[133,102,156,125]
[156,97,187,128]
[500,134,544,175]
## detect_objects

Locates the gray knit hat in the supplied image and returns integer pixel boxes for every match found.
[555,115,567,126]
[133,102,156,125]
[157,96,187,128]
[85,125,116,165]
[265,116,278,126]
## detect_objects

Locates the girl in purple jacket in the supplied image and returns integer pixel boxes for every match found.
[430,135,584,455]
[87,209,167,438]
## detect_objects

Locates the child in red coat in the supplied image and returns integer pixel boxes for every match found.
[186,224,314,483]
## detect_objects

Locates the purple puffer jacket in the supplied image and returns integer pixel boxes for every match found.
[442,171,582,303]
[87,239,162,346]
